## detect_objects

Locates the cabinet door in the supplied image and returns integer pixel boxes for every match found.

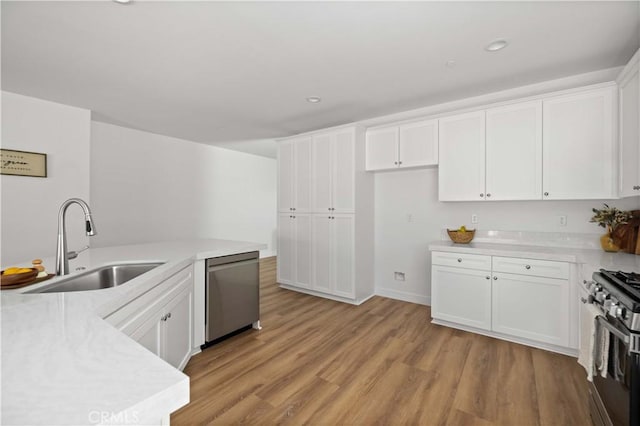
[486,101,542,200]
[366,127,399,170]
[542,87,615,200]
[332,130,355,213]
[311,214,332,294]
[293,137,312,212]
[431,265,492,330]
[312,133,333,213]
[163,286,194,371]
[277,142,294,212]
[619,65,640,198]
[438,111,486,201]
[399,119,438,168]
[130,314,163,358]
[492,272,569,347]
[277,214,295,285]
[293,214,312,289]
[332,214,355,298]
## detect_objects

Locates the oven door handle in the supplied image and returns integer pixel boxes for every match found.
[597,316,630,345]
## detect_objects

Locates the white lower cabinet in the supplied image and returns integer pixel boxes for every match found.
[431,265,492,330]
[491,272,569,347]
[311,214,355,298]
[277,213,312,288]
[108,265,194,371]
[431,251,573,353]
[129,284,194,371]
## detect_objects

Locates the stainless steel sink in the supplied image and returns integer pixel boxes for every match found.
[28,262,164,293]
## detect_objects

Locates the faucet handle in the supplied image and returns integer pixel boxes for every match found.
[67,245,90,260]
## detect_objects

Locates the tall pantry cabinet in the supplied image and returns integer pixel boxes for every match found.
[277,125,374,304]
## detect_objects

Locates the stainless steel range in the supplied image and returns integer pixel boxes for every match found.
[585,269,640,426]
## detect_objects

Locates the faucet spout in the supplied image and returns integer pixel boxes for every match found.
[56,198,97,276]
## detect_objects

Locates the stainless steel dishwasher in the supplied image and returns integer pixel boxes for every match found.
[205,251,260,345]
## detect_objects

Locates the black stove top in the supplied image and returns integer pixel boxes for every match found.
[596,269,640,312]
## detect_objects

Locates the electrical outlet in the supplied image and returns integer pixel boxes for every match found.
[559,215,567,227]
[471,214,478,224]
[394,272,405,281]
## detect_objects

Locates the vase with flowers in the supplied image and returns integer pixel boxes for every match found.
[590,204,633,252]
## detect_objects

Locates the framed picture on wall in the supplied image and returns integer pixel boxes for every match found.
[0,149,47,177]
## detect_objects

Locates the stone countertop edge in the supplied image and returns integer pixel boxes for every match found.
[428,240,640,271]
[0,239,267,426]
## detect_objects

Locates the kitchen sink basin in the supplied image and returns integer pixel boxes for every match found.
[28,262,164,293]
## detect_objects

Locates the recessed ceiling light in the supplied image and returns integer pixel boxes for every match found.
[445,60,457,68]
[113,0,132,4]
[306,97,321,103]
[485,39,508,52]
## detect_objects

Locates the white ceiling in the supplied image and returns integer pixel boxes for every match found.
[2,1,639,158]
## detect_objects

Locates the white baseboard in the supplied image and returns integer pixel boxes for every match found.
[279,284,372,305]
[375,287,430,306]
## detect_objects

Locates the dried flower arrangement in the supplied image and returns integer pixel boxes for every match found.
[590,204,633,232]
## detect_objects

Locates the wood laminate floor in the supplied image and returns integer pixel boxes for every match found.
[172,257,592,425]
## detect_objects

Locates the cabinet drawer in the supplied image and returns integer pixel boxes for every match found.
[492,256,569,279]
[431,251,491,270]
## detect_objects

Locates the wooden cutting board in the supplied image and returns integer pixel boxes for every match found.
[0,274,54,290]
[612,210,640,254]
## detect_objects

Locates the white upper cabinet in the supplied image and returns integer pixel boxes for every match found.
[399,119,439,168]
[485,100,543,201]
[542,86,616,200]
[438,111,486,201]
[277,141,294,212]
[311,133,333,212]
[366,127,398,170]
[618,49,640,198]
[277,137,312,212]
[312,128,355,213]
[365,119,438,171]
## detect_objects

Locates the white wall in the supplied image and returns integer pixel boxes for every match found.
[90,122,277,256]
[374,168,640,305]
[1,92,91,266]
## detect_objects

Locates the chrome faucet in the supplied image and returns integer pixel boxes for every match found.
[56,198,97,276]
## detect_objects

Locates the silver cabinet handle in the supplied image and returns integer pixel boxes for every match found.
[399,161,403,165]
[486,193,491,198]
[525,265,531,270]
[394,161,398,165]
[493,276,498,280]
[457,258,462,262]
[485,276,490,280]
[167,312,171,319]
[544,192,549,196]
[479,193,484,198]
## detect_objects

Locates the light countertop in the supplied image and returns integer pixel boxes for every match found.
[1,239,266,425]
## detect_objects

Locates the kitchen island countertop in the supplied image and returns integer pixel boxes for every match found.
[1,239,266,425]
